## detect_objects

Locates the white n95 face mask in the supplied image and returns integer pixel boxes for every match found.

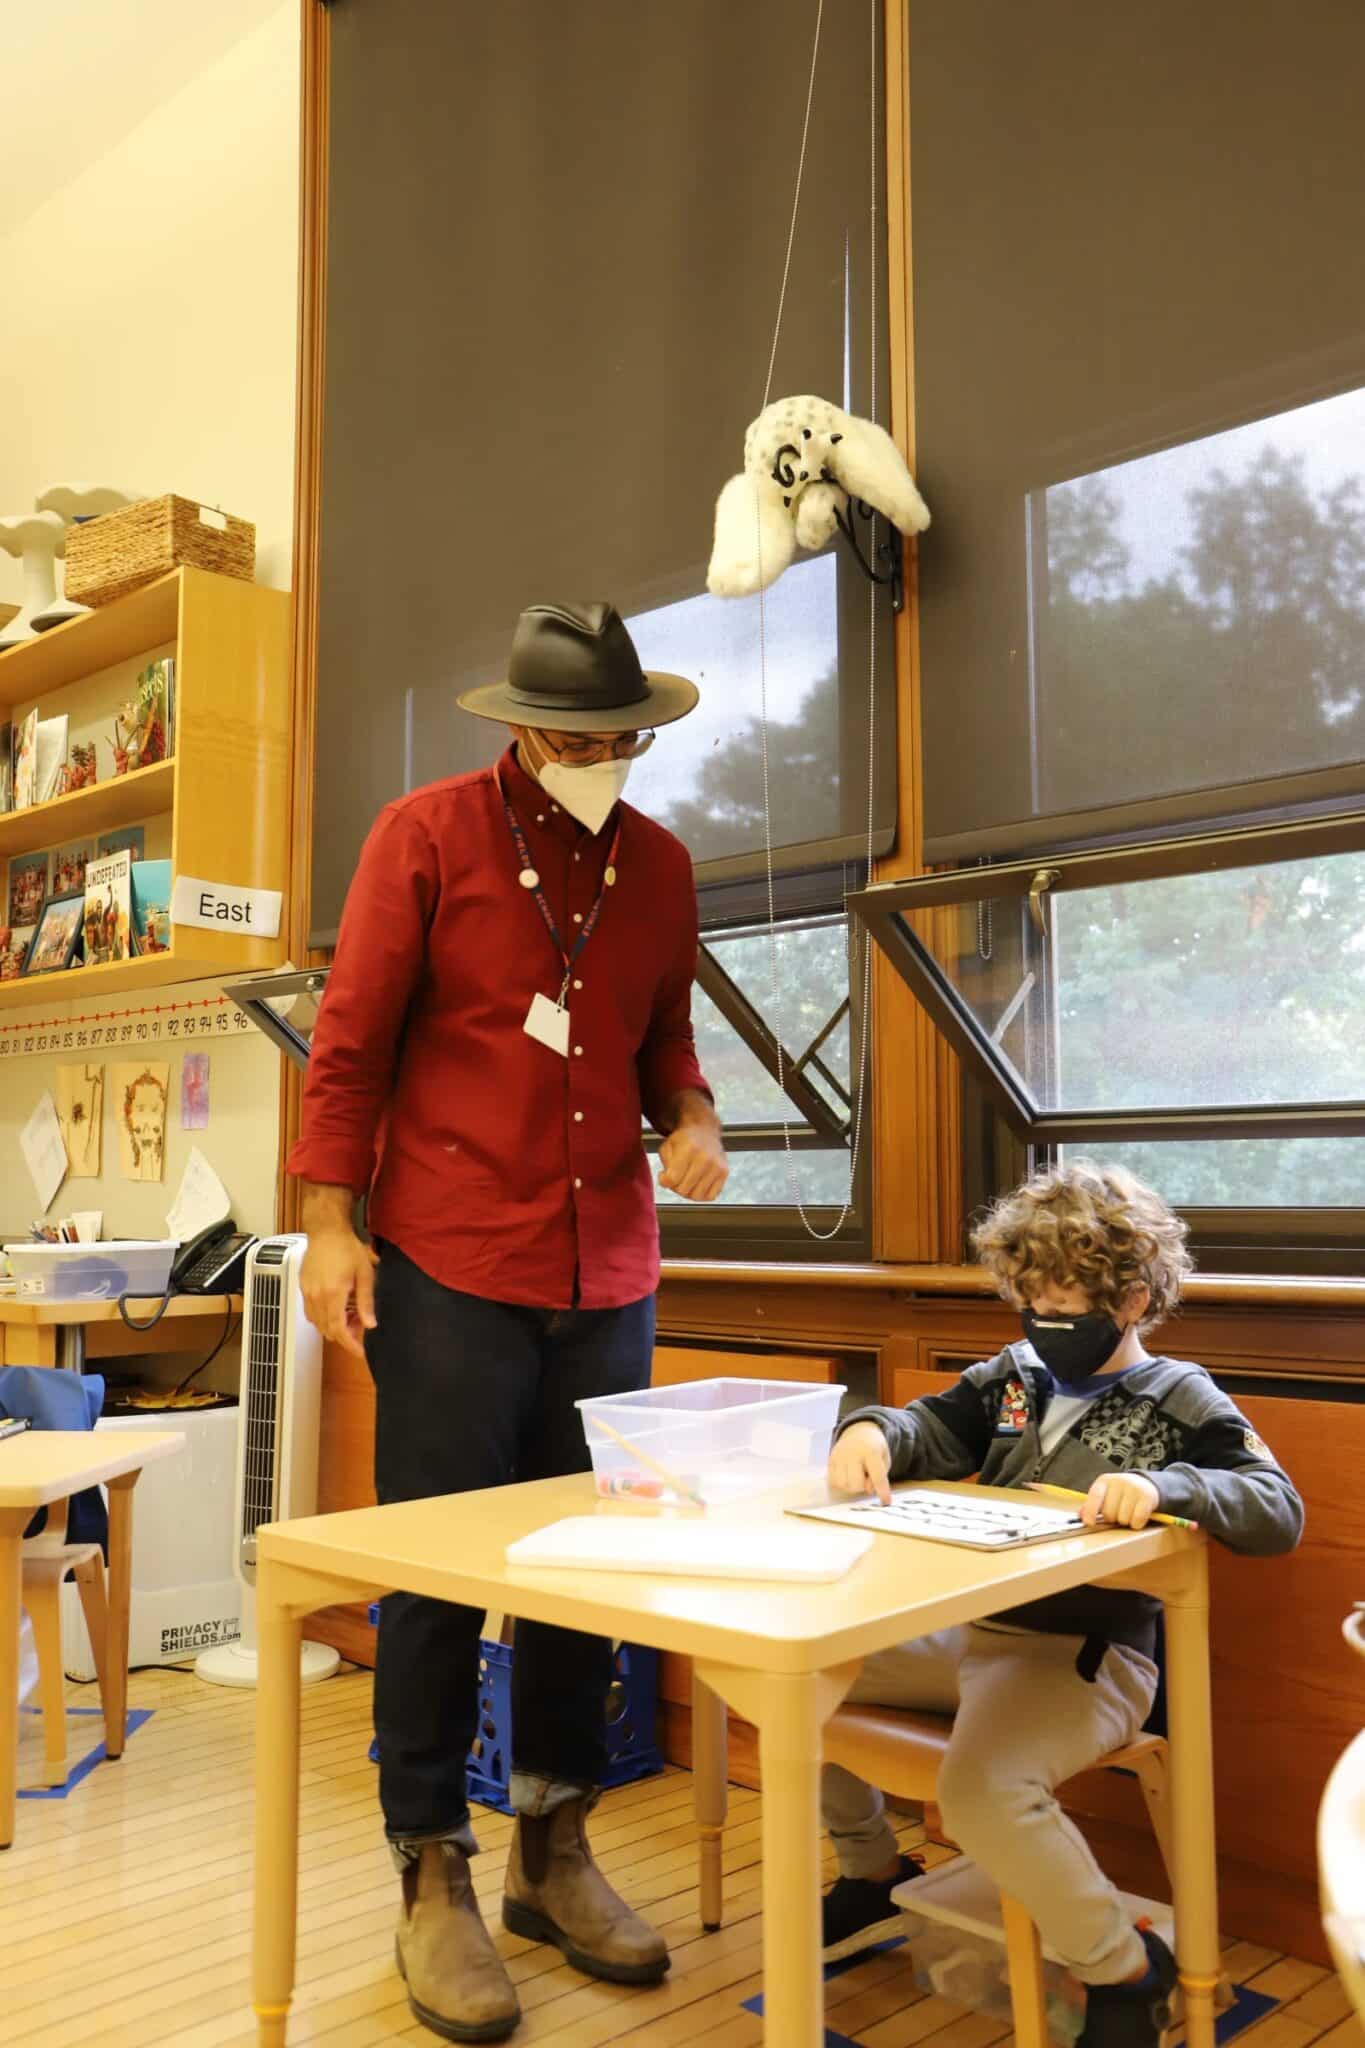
[535,756,631,835]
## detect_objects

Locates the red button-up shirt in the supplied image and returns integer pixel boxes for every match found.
[287,746,710,1309]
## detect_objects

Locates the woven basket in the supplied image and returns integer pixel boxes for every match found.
[64,494,255,608]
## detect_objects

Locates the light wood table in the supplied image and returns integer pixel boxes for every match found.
[0,1427,183,1845]
[253,1478,1219,2048]
[0,1292,242,1372]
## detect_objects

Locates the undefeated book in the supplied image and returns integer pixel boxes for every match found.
[84,850,133,965]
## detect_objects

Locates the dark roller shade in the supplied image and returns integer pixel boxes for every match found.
[911,0,1365,862]
[311,0,893,943]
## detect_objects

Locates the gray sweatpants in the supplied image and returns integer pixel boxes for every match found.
[823,1623,1159,1985]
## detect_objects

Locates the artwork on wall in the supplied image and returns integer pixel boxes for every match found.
[8,851,48,927]
[25,893,84,976]
[180,1051,210,1130]
[113,1061,169,1182]
[56,1063,104,1178]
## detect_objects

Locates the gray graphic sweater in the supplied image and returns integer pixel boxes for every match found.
[843,1346,1304,1655]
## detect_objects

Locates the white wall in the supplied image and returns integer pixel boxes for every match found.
[0,3,300,596]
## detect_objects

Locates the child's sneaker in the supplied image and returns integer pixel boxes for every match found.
[1079,1928,1178,2048]
[821,1853,923,1962]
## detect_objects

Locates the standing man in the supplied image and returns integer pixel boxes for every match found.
[290,602,727,2044]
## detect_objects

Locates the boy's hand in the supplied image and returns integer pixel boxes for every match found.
[829,1422,893,1506]
[1082,1472,1160,1529]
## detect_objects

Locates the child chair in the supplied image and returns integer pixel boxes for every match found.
[22,1503,112,1787]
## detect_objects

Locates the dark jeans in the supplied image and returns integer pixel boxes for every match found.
[367,1243,655,1843]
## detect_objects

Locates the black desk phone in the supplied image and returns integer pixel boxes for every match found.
[171,1220,258,1294]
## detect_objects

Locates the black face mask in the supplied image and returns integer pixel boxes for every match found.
[1021,1307,1124,1384]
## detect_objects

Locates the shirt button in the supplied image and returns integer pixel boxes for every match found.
[552,804,560,814]
[574,1177,583,1190]
[574,1045,584,1056]
[573,912,583,924]
[536,814,545,824]
[573,851,581,862]
[573,978,583,990]
[574,1111,584,1122]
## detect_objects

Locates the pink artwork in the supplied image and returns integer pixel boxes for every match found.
[180,1051,210,1131]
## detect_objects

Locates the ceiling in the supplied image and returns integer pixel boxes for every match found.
[2,0,290,232]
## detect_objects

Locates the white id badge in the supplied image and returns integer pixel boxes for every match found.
[524,992,570,1056]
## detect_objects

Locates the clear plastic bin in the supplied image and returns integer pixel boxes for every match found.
[577,1377,845,1508]
[892,1856,1175,2045]
[4,1240,177,1302]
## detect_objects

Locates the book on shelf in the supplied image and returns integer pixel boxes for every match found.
[0,721,11,814]
[131,858,172,955]
[34,714,69,804]
[0,927,33,981]
[53,839,95,897]
[83,849,133,966]
[12,710,37,809]
[7,851,48,927]
[98,823,145,863]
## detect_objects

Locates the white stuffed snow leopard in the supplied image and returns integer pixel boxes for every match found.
[707,394,930,597]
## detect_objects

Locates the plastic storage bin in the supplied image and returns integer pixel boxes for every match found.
[577,1377,845,1508]
[365,1608,664,1811]
[4,1239,176,1302]
[892,1857,1175,2045]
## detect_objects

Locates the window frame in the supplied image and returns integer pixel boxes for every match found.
[656,865,873,1260]
[849,805,1365,1146]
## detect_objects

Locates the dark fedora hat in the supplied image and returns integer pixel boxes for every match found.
[457,601,699,733]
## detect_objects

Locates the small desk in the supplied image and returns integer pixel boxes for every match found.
[0,1427,183,1845]
[0,1293,242,1372]
[253,1478,1219,2048]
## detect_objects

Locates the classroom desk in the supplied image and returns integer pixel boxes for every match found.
[0,1426,183,1846]
[0,1292,242,1372]
[252,1478,1218,2048]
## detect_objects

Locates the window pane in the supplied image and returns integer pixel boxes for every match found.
[655,914,857,1209]
[625,559,840,866]
[910,846,1365,1115]
[1038,386,1365,818]
[1064,1138,1365,1211]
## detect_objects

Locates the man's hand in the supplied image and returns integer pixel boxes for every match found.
[657,1094,729,1202]
[829,1421,893,1505]
[1081,1472,1160,1529]
[300,1183,378,1358]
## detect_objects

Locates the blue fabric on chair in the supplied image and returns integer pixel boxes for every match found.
[0,1366,108,1549]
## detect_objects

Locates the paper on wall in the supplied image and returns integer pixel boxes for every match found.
[20,1092,68,1212]
[166,1146,232,1243]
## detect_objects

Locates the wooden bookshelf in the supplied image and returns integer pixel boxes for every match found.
[0,566,291,1007]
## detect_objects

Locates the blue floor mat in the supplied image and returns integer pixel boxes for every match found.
[18,1705,153,1799]
[740,1946,1278,2047]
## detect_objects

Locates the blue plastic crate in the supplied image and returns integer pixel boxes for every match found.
[366,1605,663,1811]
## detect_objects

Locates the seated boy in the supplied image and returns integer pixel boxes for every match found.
[822,1161,1303,2048]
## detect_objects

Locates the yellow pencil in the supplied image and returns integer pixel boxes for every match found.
[1024,1480,1199,1531]
[589,1414,707,1508]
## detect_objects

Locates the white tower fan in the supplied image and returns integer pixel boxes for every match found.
[196,1236,340,1687]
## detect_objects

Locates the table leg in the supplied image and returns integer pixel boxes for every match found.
[254,1557,303,2047]
[56,1324,86,1374]
[103,1470,139,1759]
[0,1513,25,1849]
[692,1669,729,1931]
[755,1671,828,2048]
[1162,1546,1220,2048]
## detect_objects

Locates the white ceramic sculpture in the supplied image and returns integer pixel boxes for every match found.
[0,511,65,646]
[30,483,137,631]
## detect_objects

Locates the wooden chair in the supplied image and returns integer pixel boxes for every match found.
[693,1686,1218,2048]
[22,1495,113,1788]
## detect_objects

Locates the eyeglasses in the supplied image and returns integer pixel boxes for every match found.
[535,729,656,765]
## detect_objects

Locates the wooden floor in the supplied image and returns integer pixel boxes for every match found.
[3,1666,1361,2048]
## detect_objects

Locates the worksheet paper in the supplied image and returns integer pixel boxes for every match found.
[20,1093,68,1212]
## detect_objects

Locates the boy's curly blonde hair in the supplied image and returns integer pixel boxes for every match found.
[971,1160,1192,1329]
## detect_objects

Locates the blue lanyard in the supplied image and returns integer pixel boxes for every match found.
[494,764,622,999]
